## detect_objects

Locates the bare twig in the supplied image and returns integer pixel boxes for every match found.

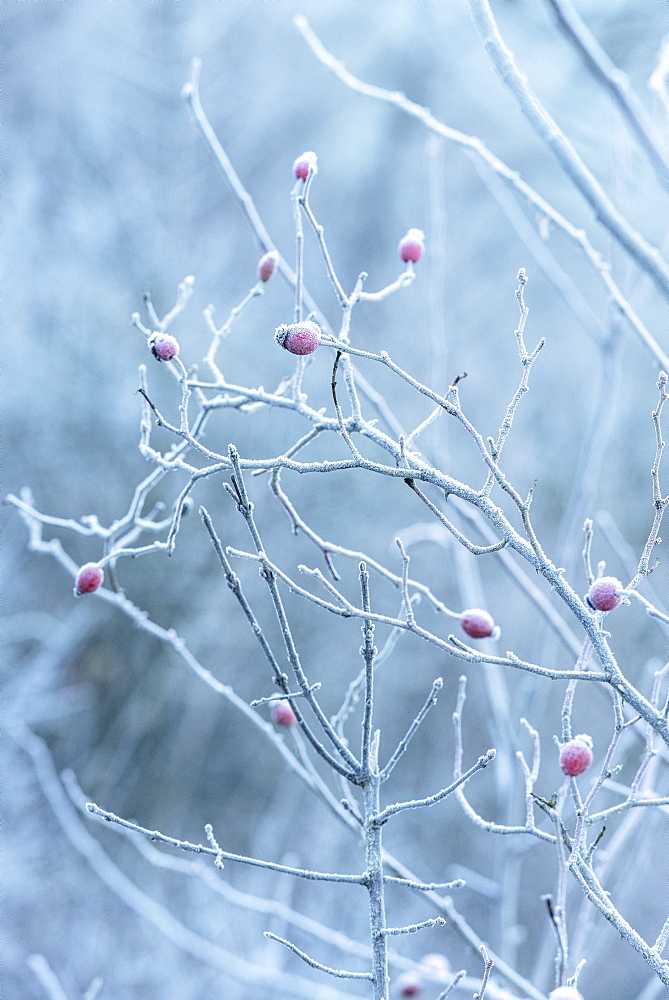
[264,932,373,980]
[473,944,494,1000]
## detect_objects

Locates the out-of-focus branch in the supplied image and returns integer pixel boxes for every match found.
[650,37,669,124]
[467,0,669,299]
[182,59,274,257]
[546,0,669,190]
[13,723,362,1000]
[27,955,69,1000]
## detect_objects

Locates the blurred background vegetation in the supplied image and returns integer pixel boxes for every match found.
[5,2,669,998]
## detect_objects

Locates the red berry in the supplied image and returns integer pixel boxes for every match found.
[559,735,593,777]
[398,228,425,264]
[257,250,279,283]
[149,332,180,362]
[548,989,584,1000]
[396,971,423,997]
[74,563,104,596]
[460,608,495,639]
[587,576,622,612]
[275,321,321,356]
[293,151,318,181]
[270,699,297,727]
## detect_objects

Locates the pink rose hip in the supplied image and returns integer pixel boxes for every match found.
[293,151,318,181]
[270,699,297,727]
[74,563,104,596]
[275,321,321,356]
[398,228,425,264]
[460,608,495,639]
[257,250,279,283]
[559,735,593,777]
[587,576,622,612]
[149,331,180,362]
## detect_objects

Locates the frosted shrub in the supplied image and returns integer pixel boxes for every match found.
[10,5,669,1000]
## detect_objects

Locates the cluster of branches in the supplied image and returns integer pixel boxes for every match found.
[10,3,669,999]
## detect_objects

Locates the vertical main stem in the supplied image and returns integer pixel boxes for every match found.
[360,562,375,772]
[364,770,389,1000]
[359,561,388,997]
[354,564,389,1000]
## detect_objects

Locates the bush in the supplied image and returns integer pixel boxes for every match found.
[7,4,669,999]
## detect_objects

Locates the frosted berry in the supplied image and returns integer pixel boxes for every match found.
[270,699,297,727]
[548,988,584,1000]
[293,151,318,181]
[74,563,104,596]
[275,321,321,356]
[559,735,593,777]
[398,228,425,264]
[587,576,622,612]
[460,608,495,639]
[257,250,279,283]
[149,332,180,362]
[419,953,451,980]
[396,970,423,997]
